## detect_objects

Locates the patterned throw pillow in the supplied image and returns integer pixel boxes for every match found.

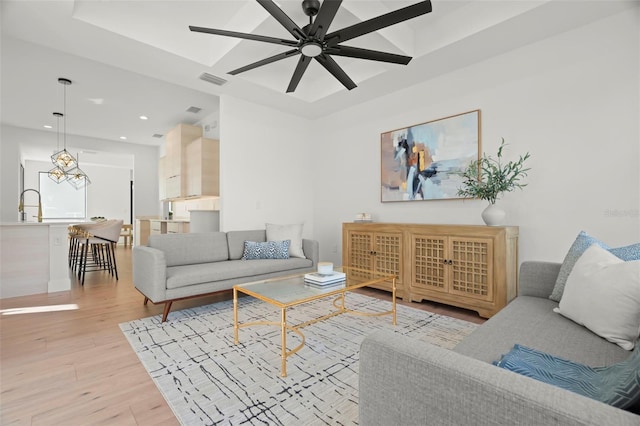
[494,344,640,410]
[241,240,290,260]
[549,231,640,302]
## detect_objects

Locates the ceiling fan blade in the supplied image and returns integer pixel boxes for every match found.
[189,26,297,47]
[286,55,312,93]
[315,54,356,91]
[326,45,412,65]
[229,49,300,75]
[308,0,342,39]
[325,0,432,46]
[257,0,305,40]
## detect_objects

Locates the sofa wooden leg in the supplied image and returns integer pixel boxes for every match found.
[143,297,149,305]
[162,301,173,323]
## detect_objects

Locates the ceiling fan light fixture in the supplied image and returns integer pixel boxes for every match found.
[301,41,322,57]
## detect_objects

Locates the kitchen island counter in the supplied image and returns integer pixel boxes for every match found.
[0,222,72,298]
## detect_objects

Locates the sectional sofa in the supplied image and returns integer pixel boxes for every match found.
[359,260,639,425]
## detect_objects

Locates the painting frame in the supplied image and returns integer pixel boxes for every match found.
[380,109,481,202]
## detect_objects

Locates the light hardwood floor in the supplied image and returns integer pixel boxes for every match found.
[1,246,484,425]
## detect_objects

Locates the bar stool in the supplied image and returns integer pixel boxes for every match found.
[68,222,102,271]
[73,220,123,286]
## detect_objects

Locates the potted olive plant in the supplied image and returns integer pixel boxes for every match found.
[457,138,531,225]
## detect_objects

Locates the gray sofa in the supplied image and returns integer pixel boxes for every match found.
[359,261,640,425]
[133,230,319,322]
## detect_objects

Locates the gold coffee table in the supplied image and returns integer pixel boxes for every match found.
[233,266,396,377]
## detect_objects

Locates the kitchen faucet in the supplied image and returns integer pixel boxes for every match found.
[18,189,43,222]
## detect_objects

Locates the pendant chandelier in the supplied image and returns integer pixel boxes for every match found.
[67,152,91,190]
[47,112,68,183]
[50,78,77,171]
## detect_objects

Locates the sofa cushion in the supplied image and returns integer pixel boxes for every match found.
[454,295,629,366]
[494,343,640,410]
[227,230,266,260]
[165,258,312,289]
[550,231,640,302]
[241,240,290,260]
[148,232,229,267]
[266,223,305,258]
[553,245,640,350]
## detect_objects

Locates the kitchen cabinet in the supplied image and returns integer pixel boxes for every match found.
[158,157,166,201]
[150,220,166,235]
[163,124,203,199]
[140,219,190,239]
[185,137,219,198]
[135,219,151,246]
[167,222,190,234]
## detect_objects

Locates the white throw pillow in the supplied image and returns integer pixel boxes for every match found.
[554,244,640,350]
[266,223,304,258]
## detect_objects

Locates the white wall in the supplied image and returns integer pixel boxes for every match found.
[219,96,314,236]
[1,125,159,222]
[311,9,640,266]
[82,164,131,222]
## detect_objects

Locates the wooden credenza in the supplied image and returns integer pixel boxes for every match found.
[342,223,519,318]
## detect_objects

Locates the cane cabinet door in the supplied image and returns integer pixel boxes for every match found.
[412,234,448,293]
[449,237,494,302]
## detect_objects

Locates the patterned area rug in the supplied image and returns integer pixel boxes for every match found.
[120,293,477,425]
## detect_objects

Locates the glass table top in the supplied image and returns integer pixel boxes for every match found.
[234,266,395,306]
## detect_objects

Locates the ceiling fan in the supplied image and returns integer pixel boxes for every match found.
[190,0,433,93]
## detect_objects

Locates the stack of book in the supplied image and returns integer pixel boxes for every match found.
[304,271,346,289]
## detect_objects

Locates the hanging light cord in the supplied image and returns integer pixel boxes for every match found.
[63,81,67,150]
[56,113,61,150]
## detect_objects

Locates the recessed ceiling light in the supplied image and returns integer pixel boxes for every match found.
[43,125,52,129]
[120,136,127,140]
[139,115,148,120]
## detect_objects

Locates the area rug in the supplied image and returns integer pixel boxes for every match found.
[120,293,477,425]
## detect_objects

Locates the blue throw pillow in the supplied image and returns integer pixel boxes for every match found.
[549,231,640,302]
[494,344,640,410]
[241,240,290,260]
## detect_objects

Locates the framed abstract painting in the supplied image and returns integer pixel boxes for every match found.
[380,109,481,202]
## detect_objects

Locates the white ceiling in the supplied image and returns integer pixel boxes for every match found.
[2,0,636,155]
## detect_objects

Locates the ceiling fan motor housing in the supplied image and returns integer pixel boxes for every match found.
[302,0,320,17]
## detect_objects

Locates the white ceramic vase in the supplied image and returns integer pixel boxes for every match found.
[481,203,506,226]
